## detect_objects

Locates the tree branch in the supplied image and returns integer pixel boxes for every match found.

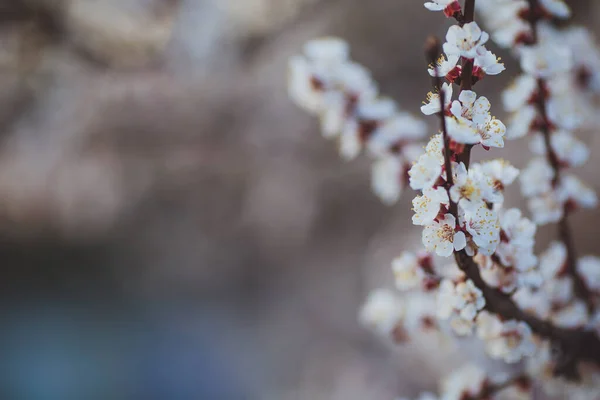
[526,0,594,313]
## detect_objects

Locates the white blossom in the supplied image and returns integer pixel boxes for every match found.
[412,187,450,226]
[463,203,500,255]
[428,54,460,78]
[474,47,506,76]
[507,106,537,139]
[454,279,485,320]
[409,152,443,191]
[538,0,571,19]
[476,311,536,363]
[519,158,554,198]
[513,287,551,319]
[392,252,425,291]
[424,0,460,13]
[529,131,589,168]
[440,364,487,400]
[360,289,404,336]
[520,43,573,78]
[558,175,598,209]
[444,22,490,59]
[476,159,519,203]
[371,155,405,205]
[577,256,600,292]
[502,74,538,112]
[421,83,453,115]
[528,192,564,225]
[551,301,589,328]
[448,162,483,207]
[422,214,467,257]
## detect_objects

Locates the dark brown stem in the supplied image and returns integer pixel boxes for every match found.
[463,0,475,22]
[455,250,600,378]
[426,37,454,187]
[526,0,594,313]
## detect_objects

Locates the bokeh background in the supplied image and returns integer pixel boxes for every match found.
[0,0,599,399]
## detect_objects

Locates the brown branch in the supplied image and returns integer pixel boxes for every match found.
[426,38,454,188]
[526,0,594,313]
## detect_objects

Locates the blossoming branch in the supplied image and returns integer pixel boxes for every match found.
[288,39,427,204]
[287,0,600,398]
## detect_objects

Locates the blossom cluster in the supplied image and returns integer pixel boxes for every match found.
[398,364,532,400]
[288,0,600,399]
[288,38,427,204]
[477,0,599,225]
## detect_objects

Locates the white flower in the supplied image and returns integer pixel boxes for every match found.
[499,208,536,249]
[519,158,554,198]
[359,289,404,336]
[476,310,503,339]
[421,83,453,115]
[303,37,350,63]
[484,319,536,363]
[551,301,588,328]
[412,187,450,226]
[422,214,467,257]
[528,192,564,225]
[476,159,519,203]
[448,91,505,148]
[539,241,567,278]
[481,263,518,293]
[558,175,598,210]
[476,116,506,148]
[449,162,483,207]
[513,288,551,319]
[425,133,445,164]
[409,152,443,190]
[441,364,487,400]
[428,54,460,78]
[529,131,589,168]
[392,252,424,291]
[502,74,537,112]
[444,22,490,59]
[463,203,500,255]
[367,113,427,156]
[338,120,362,160]
[454,280,485,320]
[538,0,571,18]
[288,56,325,113]
[424,0,460,13]
[507,106,537,139]
[545,278,573,306]
[520,43,573,78]
[437,279,456,319]
[404,293,439,332]
[474,47,505,76]
[577,256,600,292]
[446,116,481,144]
[371,155,405,205]
[450,316,475,336]
[450,90,490,125]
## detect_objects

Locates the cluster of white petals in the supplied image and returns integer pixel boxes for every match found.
[476,311,536,363]
[437,278,485,335]
[288,38,427,204]
[401,364,532,400]
[477,1,599,225]
[351,1,600,399]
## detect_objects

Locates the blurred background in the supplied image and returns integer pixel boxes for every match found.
[0,0,599,399]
